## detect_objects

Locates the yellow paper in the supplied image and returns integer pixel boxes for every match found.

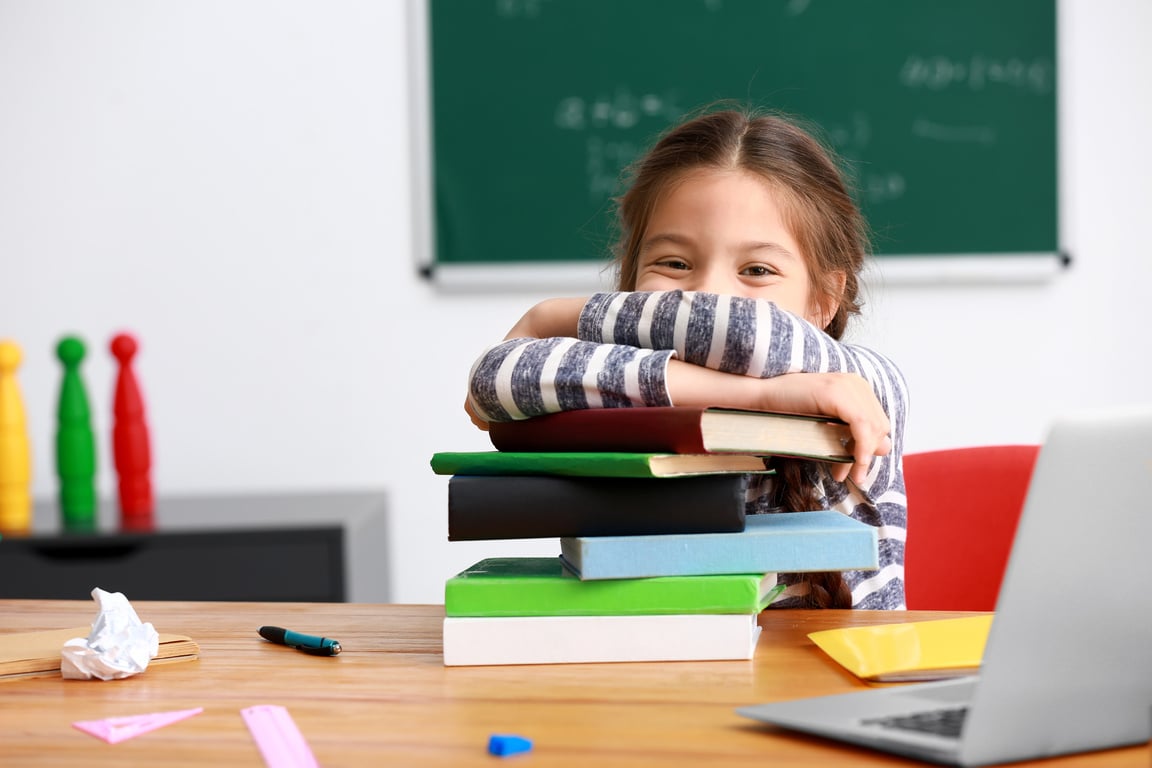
[808,615,993,682]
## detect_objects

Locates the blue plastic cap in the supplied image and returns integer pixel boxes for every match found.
[487,734,533,757]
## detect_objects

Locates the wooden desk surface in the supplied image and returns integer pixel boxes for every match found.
[0,601,1145,767]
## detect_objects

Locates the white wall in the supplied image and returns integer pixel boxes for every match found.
[1,0,1149,603]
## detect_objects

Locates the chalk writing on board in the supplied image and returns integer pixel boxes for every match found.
[555,89,684,132]
[431,0,1058,266]
[823,112,872,152]
[862,171,907,205]
[912,119,996,144]
[555,87,687,200]
[785,0,811,15]
[900,55,1053,94]
[705,0,811,16]
[562,93,911,206]
[585,137,639,201]
[498,0,809,21]
[495,0,551,19]
[809,112,905,206]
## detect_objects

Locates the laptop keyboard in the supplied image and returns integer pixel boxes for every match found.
[862,706,968,738]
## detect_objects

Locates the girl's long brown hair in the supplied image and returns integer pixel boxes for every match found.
[612,107,869,608]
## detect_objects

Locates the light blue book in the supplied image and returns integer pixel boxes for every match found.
[560,510,878,580]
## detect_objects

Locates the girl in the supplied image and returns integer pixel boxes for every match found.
[466,108,909,609]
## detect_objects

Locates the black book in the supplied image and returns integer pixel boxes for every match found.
[447,474,746,541]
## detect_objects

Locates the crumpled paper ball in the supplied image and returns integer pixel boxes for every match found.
[60,587,160,681]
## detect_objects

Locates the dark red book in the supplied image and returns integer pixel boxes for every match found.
[488,407,853,461]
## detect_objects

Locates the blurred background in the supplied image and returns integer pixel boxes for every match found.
[1,0,1149,603]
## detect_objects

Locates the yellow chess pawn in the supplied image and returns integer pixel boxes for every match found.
[0,339,32,533]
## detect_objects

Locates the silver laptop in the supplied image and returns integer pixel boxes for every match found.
[737,407,1152,766]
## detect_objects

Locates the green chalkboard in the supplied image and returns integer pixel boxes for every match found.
[427,0,1057,272]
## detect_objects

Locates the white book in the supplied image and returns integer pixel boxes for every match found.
[442,613,761,666]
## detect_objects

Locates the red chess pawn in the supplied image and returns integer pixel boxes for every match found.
[110,333,153,529]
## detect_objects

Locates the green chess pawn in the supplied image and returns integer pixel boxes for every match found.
[56,336,97,530]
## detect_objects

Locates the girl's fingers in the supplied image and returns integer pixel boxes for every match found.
[843,426,891,488]
[464,397,491,431]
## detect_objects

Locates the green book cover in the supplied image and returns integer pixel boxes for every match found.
[430,451,773,478]
[444,557,783,617]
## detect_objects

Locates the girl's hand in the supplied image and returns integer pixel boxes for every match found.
[665,362,891,487]
[464,396,489,431]
[760,372,892,487]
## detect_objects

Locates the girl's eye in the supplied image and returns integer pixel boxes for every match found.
[741,264,777,277]
[654,258,690,271]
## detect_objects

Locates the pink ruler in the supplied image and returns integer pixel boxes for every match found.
[240,705,319,768]
[73,707,203,744]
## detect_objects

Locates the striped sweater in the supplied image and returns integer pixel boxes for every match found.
[468,291,910,609]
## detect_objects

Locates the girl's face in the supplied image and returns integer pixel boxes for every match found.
[634,168,831,326]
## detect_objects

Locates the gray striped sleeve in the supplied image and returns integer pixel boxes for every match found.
[801,321,822,373]
[598,345,636,408]
[579,292,908,395]
[760,308,795,376]
[718,296,757,373]
[609,292,650,348]
[577,294,612,341]
[683,292,717,366]
[553,341,595,412]
[466,338,519,422]
[638,351,674,406]
[467,336,674,422]
[508,336,565,417]
[649,291,682,350]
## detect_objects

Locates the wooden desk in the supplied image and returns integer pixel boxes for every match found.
[0,601,1145,766]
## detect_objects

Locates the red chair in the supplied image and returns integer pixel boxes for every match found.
[903,445,1041,611]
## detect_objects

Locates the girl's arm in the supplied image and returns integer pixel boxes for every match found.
[466,291,908,485]
[501,296,587,341]
[465,297,596,429]
[577,291,906,484]
[579,291,879,383]
[466,336,674,424]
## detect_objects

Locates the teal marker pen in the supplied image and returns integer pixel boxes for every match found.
[258,626,341,656]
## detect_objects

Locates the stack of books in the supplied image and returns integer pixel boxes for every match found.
[431,407,880,666]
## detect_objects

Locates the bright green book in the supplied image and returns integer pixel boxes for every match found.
[444,557,784,617]
[430,451,773,478]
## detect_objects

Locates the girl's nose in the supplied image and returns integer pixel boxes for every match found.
[688,260,736,295]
